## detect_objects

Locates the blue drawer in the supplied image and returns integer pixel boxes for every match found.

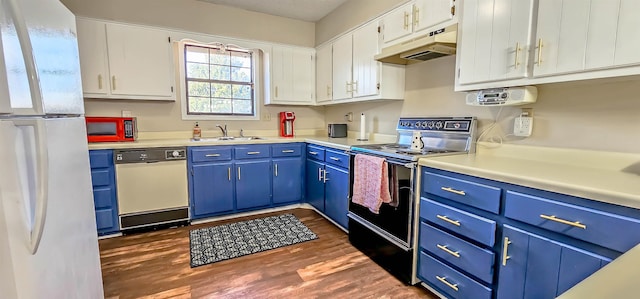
[89,150,112,169]
[95,209,115,230]
[420,198,496,247]
[505,191,640,253]
[234,145,271,160]
[419,251,492,299]
[190,147,232,163]
[324,149,349,169]
[306,145,325,161]
[272,143,303,158]
[423,171,501,214]
[420,223,495,284]
[93,188,113,209]
[91,169,112,187]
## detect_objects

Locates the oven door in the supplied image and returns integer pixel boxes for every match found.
[348,152,416,249]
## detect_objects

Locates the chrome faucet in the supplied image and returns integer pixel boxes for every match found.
[216,124,228,137]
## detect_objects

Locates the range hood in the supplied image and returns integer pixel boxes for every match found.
[375,24,457,65]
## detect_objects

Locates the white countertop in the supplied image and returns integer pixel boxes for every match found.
[418,143,640,210]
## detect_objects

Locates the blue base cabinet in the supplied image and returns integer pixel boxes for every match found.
[304,144,349,230]
[188,143,304,220]
[418,167,640,299]
[89,150,119,236]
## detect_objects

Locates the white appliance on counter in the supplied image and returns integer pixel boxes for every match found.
[0,0,104,297]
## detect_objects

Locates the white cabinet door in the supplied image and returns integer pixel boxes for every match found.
[381,2,414,45]
[457,0,479,84]
[105,23,174,98]
[414,0,454,33]
[534,0,589,77]
[315,44,332,103]
[268,45,315,105]
[491,0,535,80]
[352,21,380,98]
[76,19,109,95]
[614,0,640,66]
[585,0,619,70]
[291,48,314,103]
[332,34,353,101]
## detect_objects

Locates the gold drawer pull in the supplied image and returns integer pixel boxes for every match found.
[281,150,295,153]
[441,187,466,196]
[309,151,318,155]
[247,151,260,155]
[329,157,341,161]
[436,215,461,227]
[540,214,586,229]
[437,244,460,258]
[502,237,512,266]
[436,276,459,292]
[205,154,221,157]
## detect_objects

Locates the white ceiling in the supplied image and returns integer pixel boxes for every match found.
[197,0,349,22]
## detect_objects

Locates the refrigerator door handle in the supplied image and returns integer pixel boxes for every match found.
[4,0,44,114]
[12,119,49,254]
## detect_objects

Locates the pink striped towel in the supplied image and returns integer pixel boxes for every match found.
[351,154,392,214]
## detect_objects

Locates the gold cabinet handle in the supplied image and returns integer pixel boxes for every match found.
[329,157,340,161]
[437,244,460,258]
[111,75,116,90]
[345,81,351,93]
[441,187,466,196]
[326,85,331,97]
[404,11,409,30]
[514,42,521,68]
[502,237,512,266]
[98,74,103,89]
[205,154,221,157]
[436,214,461,226]
[247,151,260,155]
[275,86,278,97]
[309,151,318,155]
[540,214,586,229]
[436,276,459,292]
[318,168,323,181]
[323,170,329,183]
[536,38,543,66]
[413,6,419,27]
[237,167,241,180]
[281,150,295,153]
[227,167,231,181]
[274,164,278,177]
[352,80,358,93]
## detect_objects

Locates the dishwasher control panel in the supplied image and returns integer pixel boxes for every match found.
[115,147,187,163]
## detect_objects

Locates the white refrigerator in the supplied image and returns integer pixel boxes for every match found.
[0,0,105,298]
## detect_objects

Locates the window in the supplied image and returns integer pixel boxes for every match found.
[184,44,255,116]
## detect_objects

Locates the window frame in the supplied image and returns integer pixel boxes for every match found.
[179,40,260,121]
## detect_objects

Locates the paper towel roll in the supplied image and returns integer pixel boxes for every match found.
[359,113,366,140]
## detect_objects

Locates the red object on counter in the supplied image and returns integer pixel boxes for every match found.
[279,112,295,137]
[86,117,136,142]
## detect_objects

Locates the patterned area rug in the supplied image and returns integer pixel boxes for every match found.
[189,213,318,268]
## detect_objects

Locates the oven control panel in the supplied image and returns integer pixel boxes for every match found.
[397,117,474,132]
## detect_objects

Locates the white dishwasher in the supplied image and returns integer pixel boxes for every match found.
[114,147,189,230]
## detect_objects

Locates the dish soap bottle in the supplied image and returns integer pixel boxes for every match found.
[192,122,201,141]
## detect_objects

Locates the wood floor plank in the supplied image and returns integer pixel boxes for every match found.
[99,209,437,298]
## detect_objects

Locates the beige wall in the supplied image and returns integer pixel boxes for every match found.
[315,0,406,45]
[61,0,315,47]
[326,56,640,153]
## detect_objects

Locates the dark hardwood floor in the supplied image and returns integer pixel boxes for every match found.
[99,208,438,298]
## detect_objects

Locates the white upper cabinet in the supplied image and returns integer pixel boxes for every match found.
[266,45,315,105]
[76,19,175,100]
[382,0,457,46]
[315,44,332,104]
[613,0,640,67]
[324,19,404,105]
[457,0,640,90]
[457,0,535,85]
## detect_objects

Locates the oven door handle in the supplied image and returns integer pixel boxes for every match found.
[349,152,417,168]
[347,212,411,251]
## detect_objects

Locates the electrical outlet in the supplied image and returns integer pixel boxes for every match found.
[514,115,533,137]
[121,110,132,117]
[263,113,271,121]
